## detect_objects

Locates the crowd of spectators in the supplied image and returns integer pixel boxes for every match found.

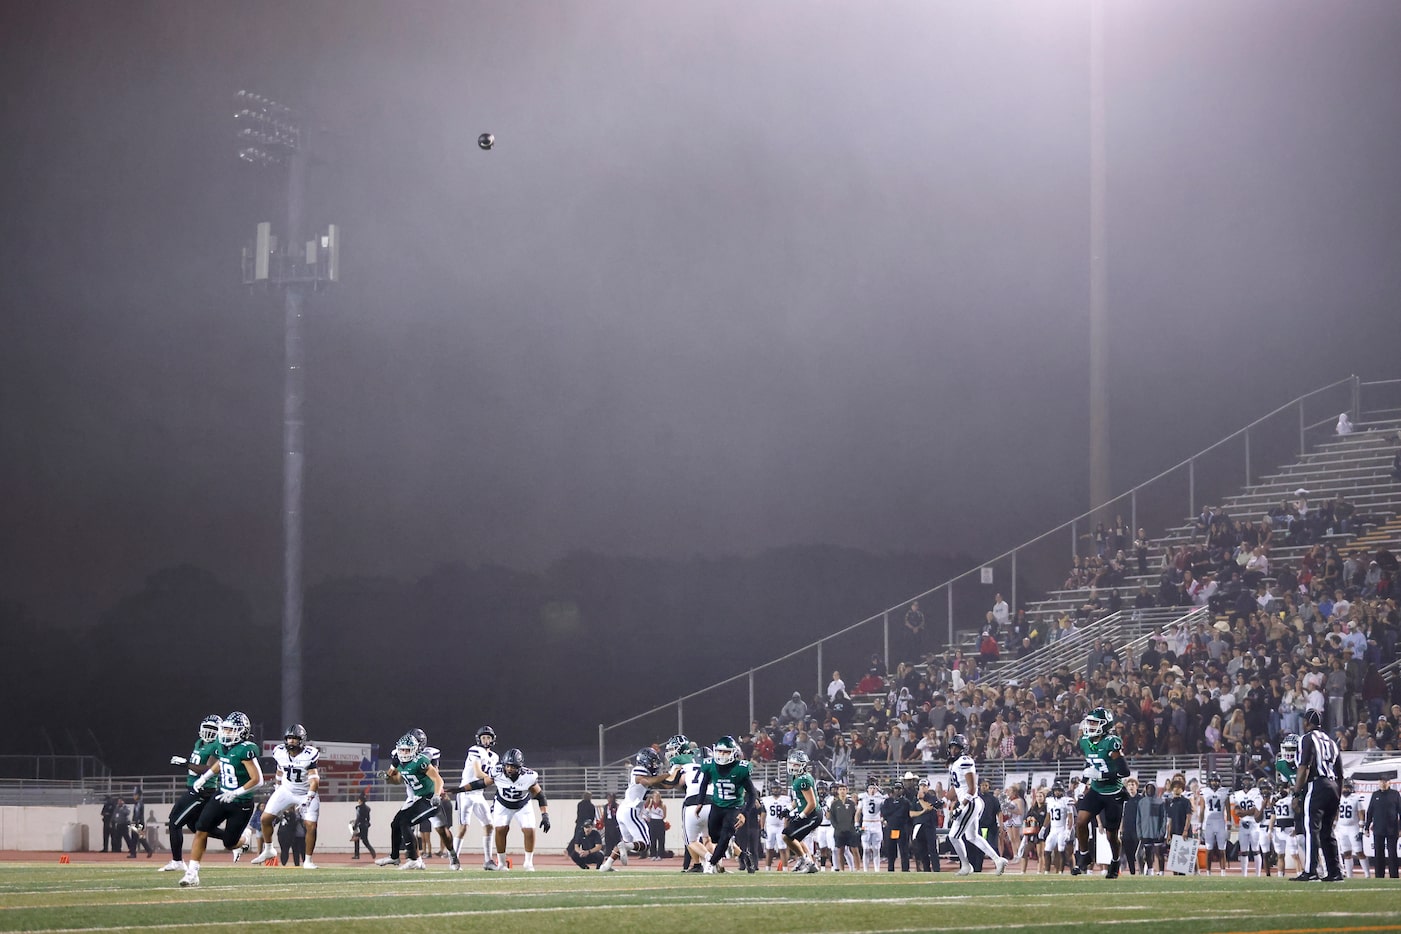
[748,536,1401,784]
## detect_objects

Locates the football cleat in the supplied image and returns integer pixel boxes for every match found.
[250,845,276,865]
[995,856,1008,875]
[398,858,426,870]
[302,859,318,870]
[178,869,200,887]
[374,857,397,867]
[956,862,973,876]
[158,859,185,872]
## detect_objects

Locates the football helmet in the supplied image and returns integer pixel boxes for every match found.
[771,779,787,797]
[218,711,250,747]
[712,736,739,765]
[284,724,308,753]
[815,780,830,798]
[395,734,420,762]
[502,747,525,780]
[636,747,662,775]
[787,750,811,775]
[198,714,223,744]
[1342,779,1354,795]
[1257,780,1273,796]
[664,734,690,759]
[476,725,497,749]
[1208,772,1221,789]
[1241,775,1256,791]
[1051,783,1065,797]
[1082,707,1111,741]
[1281,734,1300,766]
[947,734,968,759]
[409,728,428,748]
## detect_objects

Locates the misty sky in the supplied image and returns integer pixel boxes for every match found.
[3,1,1399,626]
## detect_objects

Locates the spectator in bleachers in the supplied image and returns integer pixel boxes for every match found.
[903,601,926,655]
[991,593,1010,632]
[781,691,807,724]
[855,667,885,695]
[1336,412,1354,435]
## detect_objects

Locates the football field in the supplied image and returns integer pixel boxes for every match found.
[2,863,1397,934]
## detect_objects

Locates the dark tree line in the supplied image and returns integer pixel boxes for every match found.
[2,546,997,773]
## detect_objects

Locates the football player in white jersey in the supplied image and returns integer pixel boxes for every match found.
[250,725,321,869]
[1262,780,1297,877]
[1336,779,1370,877]
[1200,772,1232,876]
[1230,775,1264,876]
[666,737,710,872]
[600,747,676,872]
[457,747,550,871]
[945,734,1009,876]
[454,725,500,870]
[760,779,792,870]
[856,781,885,872]
[1043,783,1073,873]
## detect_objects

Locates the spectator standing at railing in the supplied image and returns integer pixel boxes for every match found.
[991,594,1010,634]
[904,601,926,655]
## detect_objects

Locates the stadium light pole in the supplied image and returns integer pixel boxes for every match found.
[1088,0,1111,520]
[235,91,339,731]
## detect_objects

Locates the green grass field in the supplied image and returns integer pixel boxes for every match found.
[2,864,1397,934]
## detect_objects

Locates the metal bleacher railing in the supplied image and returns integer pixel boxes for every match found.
[598,375,1401,765]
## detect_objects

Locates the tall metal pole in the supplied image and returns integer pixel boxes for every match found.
[281,148,308,731]
[1089,0,1111,521]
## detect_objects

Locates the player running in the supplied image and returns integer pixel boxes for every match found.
[599,747,674,872]
[178,712,263,888]
[377,733,444,870]
[1073,707,1129,878]
[159,714,222,874]
[249,724,321,869]
[781,750,822,874]
[693,735,759,874]
[945,733,1009,876]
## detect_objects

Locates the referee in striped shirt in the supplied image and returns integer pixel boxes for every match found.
[1292,708,1344,882]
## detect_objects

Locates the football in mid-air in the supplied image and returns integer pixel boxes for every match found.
[478,133,494,151]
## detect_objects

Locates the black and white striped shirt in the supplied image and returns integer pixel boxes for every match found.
[1298,730,1342,783]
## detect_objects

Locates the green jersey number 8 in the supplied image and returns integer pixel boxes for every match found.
[220,762,239,790]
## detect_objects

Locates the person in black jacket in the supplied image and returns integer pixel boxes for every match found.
[101,796,117,853]
[128,791,153,858]
[1365,775,1400,878]
[351,793,375,860]
[1119,778,1142,875]
[909,780,941,872]
[880,780,912,872]
[567,822,605,869]
[1163,782,1192,875]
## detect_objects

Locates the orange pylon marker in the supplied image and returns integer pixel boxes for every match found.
[58,854,70,864]
[265,856,279,867]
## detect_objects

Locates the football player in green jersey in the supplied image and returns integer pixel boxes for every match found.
[382,733,444,870]
[693,736,759,874]
[782,750,821,873]
[179,711,264,887]
[158,714,222,873]
[1074,706,1130,879]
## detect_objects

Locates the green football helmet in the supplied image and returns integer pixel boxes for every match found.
[787,750,812,775]
[1082,707,1112,740]
[395,734,420,763]
[713,735,739,765]
[1281,734,1300,766]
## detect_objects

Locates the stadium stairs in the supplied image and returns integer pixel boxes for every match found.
[966,414,1401,691]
